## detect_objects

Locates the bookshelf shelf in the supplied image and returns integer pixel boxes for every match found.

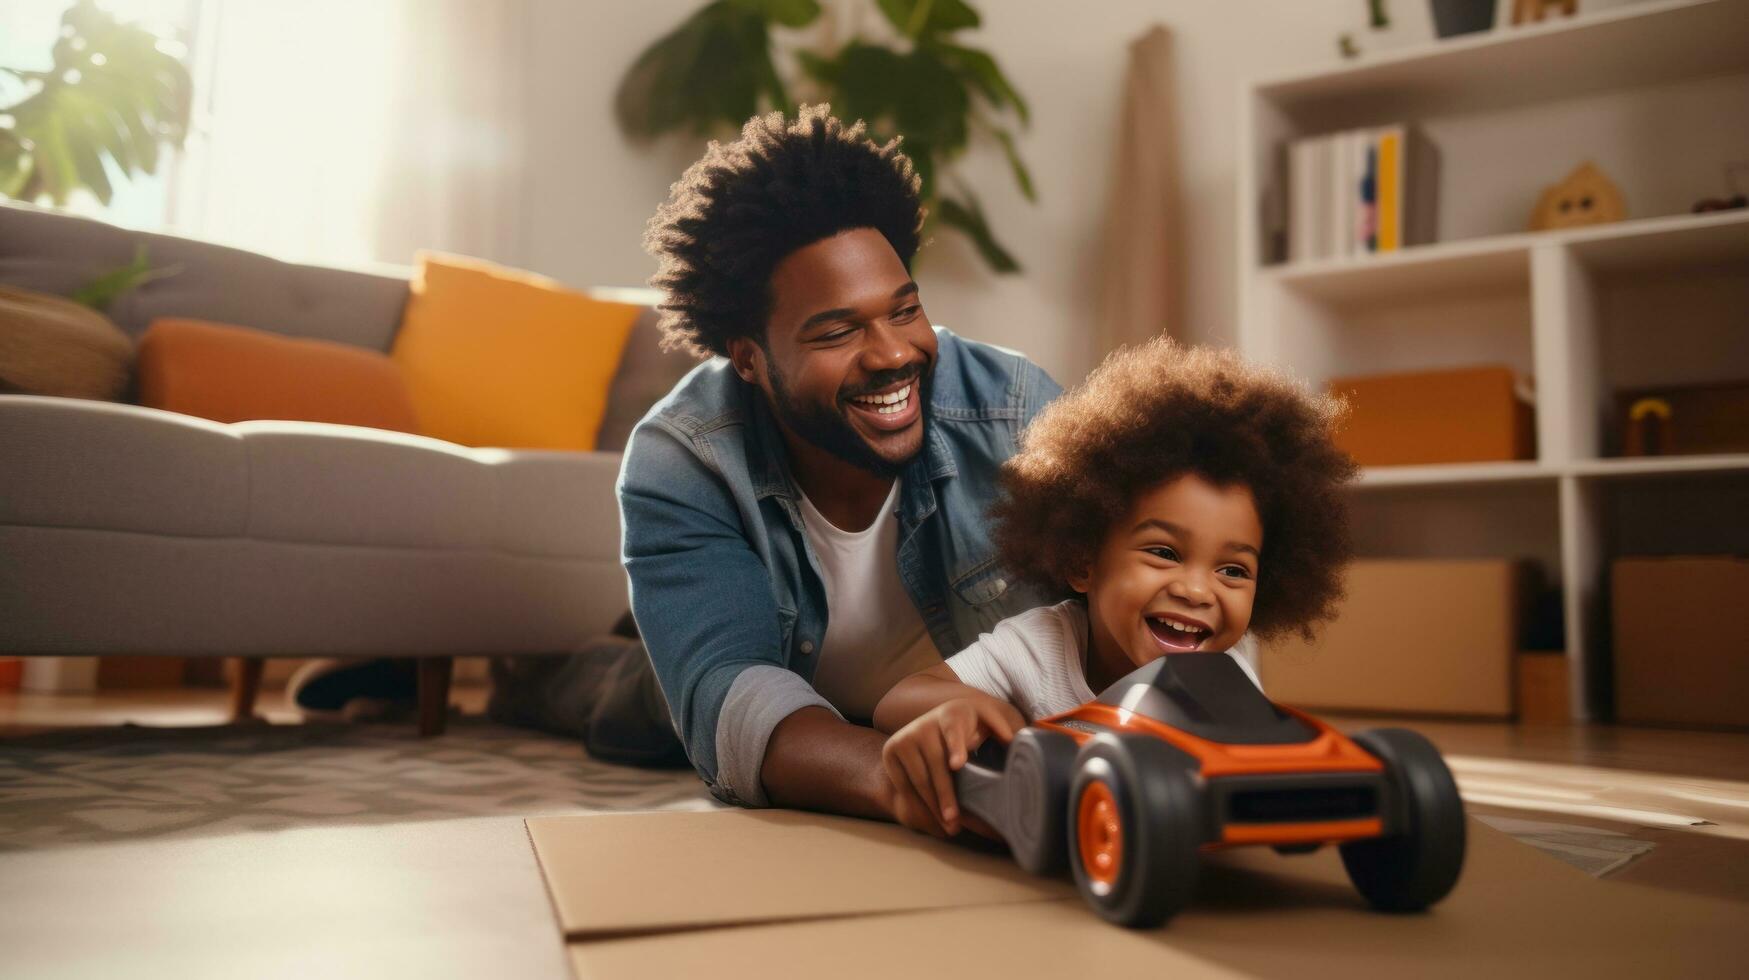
[1354,461,1556,489]
[1267,236,1531,306]
[1569,454,1749,480]
[1352,454,1749,490]
[1254,0,1749,130]
[1237,0,1749,723]
[1268,208,1749,301]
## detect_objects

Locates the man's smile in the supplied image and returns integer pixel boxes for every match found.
[845,379,921,432]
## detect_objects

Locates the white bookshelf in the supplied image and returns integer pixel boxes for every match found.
[1237,0,1749,721]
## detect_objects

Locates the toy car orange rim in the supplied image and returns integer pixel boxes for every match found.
[1076,780,1122,891]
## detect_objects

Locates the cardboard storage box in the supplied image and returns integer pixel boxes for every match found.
[1329,364,1534,466]
[1616,381,1749,457]
[1261,559,1525,717]
[1516,652,1571,724]
[1613,556,1749,729]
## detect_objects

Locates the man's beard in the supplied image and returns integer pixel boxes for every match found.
[766,359,932,479]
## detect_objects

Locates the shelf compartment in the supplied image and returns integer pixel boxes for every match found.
[1561,214,1749,460]
[1347,481,1564,575]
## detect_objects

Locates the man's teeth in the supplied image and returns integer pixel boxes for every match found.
[852,384,912,414]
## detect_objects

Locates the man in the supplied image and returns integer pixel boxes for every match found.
[616,106,1061,835]
[298,106,1060,836]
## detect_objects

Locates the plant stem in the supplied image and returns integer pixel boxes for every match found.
[905,0,935,38]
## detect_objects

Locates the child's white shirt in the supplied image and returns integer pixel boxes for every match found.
[943,600,1265,723]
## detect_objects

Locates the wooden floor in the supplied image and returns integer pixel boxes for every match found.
[4,690,1747,902]
[1,689,1744,977]
[0,683,491,736]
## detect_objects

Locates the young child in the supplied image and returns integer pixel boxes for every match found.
[872,338,1357,836]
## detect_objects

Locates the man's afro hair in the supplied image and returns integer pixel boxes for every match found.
[991,338,1359,641]
[643,104,925,359]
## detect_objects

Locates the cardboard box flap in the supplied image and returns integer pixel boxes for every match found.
[527,808,1072,939]
[566,819,1745,980]
[569,899,1252,980]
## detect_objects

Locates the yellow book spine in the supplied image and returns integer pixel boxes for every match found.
[1378,131,1402,252]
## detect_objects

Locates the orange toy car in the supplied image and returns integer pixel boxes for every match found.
[953,654,1466,927]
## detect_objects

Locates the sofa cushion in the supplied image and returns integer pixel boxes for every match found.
[0,286,133,400]
[238,423,498,551]
[0,201,408,350]
[0,393,634,656]
[138,318,421,432]
[391,252,639,451]
[0,393,626,560]
[595,305,702,453]
[0,395,248,538]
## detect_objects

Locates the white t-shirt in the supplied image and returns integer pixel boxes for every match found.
[797,480,941,721]
[944,600,1264,723]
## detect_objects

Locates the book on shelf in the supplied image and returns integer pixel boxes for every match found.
[1284,125,1439,264]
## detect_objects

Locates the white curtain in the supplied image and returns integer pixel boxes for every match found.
[168,0,527,269]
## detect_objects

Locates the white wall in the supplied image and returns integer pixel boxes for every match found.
[519,0,1371,384]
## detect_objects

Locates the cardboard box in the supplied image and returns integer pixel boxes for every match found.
[1516,652,1572,724]
[1261,559,1524,717]
[1616,381,1749,457]
[526,809,1070,938]
[1329,364,1534,466]
[530,808,1744,979]
[1613,556,1749,729]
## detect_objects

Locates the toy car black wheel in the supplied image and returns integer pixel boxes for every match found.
[1067,734,1202,928]
[1000,729,1078,874]
[1339,728,1466,912]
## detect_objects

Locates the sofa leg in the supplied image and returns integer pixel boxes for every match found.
[418,657,453,737]
[229,657,264,722]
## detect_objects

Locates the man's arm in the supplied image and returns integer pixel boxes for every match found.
[619,421,945,835]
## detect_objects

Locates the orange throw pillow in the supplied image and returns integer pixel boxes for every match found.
[390,252,641,451]
[137,318,420,433]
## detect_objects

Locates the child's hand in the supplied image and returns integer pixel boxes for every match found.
[881,695,1026,836]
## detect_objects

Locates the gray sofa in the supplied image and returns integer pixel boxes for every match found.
[0,203,694,731]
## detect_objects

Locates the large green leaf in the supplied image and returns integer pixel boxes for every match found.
[875,0,980,38]
[802,42,970,164]
[989,125,1034,203]
[0,0,191,205]
[615,1,792,140]
[935,191,1019,273]
[931,40,1028,125]
[617,0,1031,275]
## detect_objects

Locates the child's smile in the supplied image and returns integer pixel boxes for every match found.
[1074,474,1263,690]
[1146,611,1215,652]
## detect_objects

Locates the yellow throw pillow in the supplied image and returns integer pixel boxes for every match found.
[392,252,641,451]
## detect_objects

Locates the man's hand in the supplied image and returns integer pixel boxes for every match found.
[880,695,1026,837]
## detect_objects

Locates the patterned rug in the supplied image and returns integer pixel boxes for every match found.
[0,718,718,851]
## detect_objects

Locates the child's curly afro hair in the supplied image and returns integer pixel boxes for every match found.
[643,104,925,359]
[991,338,1358,641]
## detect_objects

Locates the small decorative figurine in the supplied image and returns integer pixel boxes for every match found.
[1513,0,1577,24]
[1529,162,1626,231]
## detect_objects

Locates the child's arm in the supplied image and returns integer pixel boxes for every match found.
[873,662,1000,734]
[874,663,1026,837]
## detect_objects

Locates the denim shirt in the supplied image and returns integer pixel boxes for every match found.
[616,327,1062,806]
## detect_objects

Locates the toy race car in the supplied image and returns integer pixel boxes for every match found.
[954,654,1466,928]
